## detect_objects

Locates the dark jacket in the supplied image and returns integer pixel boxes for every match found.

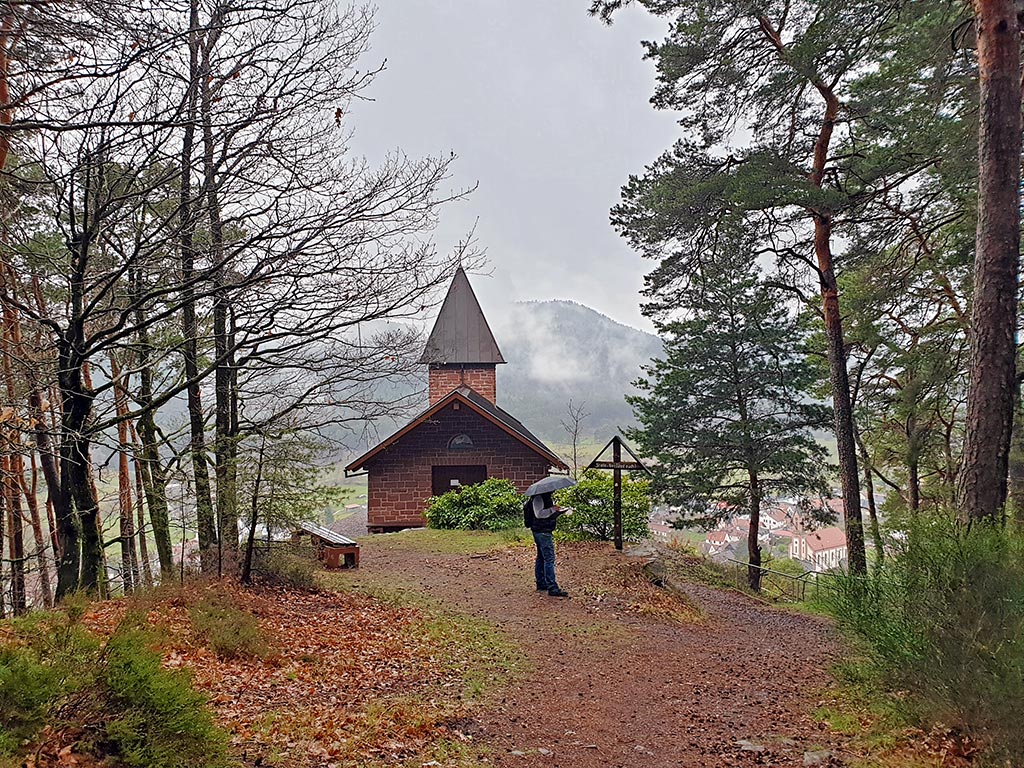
[524,493,561,533]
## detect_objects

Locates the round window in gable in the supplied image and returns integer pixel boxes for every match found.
[448,433,474,451]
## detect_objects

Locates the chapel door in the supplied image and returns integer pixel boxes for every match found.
[432,465,487,496]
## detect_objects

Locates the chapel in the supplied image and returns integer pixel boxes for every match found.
[345,268,567,532]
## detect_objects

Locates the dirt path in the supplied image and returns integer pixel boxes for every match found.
[345,538,849,767]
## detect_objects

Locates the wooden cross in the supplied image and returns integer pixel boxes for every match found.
[586,435,651,551]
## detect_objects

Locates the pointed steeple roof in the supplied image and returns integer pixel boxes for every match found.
[419,268,506,364]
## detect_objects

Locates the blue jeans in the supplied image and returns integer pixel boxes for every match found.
[533,530,557,590]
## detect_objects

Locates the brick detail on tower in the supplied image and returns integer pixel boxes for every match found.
[429,363,496,405]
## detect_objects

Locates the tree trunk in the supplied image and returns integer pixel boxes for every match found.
[808,83,865,573]
[240,436,267,584]
[854,430,884,568]
[0,482,5,618]
[1010,379,1024,525]
[110,352,138,594]
[959,0,1022,523]
[180,0,217,574]
[3,453,26,615]
[746,468,762,592]
[23,451,53,607]
[201,31,238,576]
[133,305,173,577]
[128,424,154,588]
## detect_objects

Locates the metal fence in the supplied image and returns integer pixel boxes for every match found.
[724,558,841,603]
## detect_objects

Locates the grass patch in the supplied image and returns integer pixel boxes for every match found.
[363,527,526,555]
[812,661,947,768]
[415,611,522,702]
[189,591,267,659]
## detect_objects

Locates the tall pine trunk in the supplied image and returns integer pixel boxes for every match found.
[746,469,762,592]
[810,95,865,574]
[3,453,26,615]
[959,0,1021,522]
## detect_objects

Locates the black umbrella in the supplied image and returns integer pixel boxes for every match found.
[524,475,577,497]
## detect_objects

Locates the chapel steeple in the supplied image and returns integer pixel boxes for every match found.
[420,268,505,404]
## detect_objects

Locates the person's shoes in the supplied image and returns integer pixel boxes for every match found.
[536,585,550,591]
[547,588,569,598]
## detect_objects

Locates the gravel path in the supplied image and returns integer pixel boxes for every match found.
[348,539,849,767]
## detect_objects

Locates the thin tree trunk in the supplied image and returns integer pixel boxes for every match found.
[0,313,25,613]
[181,0,217,573]
[132,298,173,577]
[0,8,25,174]
[128,423,154,588]
[201,29,239,576]
[23,451,53,607]
[109,352,138,594]
[854,429,884,568]
[241,436,266,584]
[959,0,1022,523]
[29,390,62,559]
[3,453,26,615]
[0,478,5,618]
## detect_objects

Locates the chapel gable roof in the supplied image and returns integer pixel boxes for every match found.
[345,386,566,472]
[419,268,506,365]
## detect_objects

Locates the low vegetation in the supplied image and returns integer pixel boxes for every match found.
[0,598,230,768]
[0,576,521,768]
[822,516,1024,764]
[424,477,523,531]
[259,549,319,590]
[554,469,651,542]
[189,592,267,660]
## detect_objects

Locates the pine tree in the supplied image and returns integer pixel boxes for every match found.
[628,241,831,590]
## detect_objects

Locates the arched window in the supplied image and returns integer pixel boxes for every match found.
[448,433,474,451]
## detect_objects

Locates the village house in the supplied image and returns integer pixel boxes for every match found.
[790,527,848,572]
[760,507,792,531]
[345,268,568,532]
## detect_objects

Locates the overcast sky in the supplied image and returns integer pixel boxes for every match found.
[348,1,678,332]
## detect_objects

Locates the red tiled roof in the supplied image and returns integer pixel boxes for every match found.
[805,527,847,552]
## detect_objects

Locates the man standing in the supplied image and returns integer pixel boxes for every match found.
[524,492,569,597]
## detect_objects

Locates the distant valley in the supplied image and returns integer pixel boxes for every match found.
[492,300,663,444]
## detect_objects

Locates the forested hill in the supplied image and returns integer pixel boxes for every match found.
[493,300,663,443]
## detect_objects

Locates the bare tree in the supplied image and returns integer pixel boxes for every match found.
[560,399,590,479]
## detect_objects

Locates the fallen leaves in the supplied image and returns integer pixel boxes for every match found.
[78,581,485,767]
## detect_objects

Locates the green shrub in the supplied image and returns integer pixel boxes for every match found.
[0,607,230,767]
[821,516,1024,762]
[262,549,318,590]
[103,630,230,767]
[554,469,651,542]
[424,478,523,531]
[189,593,266,659]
